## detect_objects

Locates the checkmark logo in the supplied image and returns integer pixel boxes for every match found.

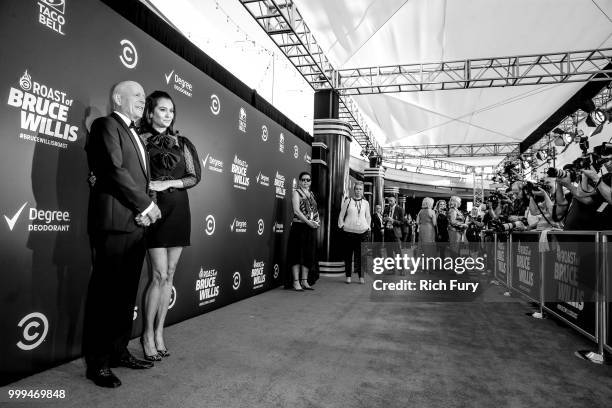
[202,154,209,168]
[4,202,28,231]
[230,218,236,232]
[164,69,174,84]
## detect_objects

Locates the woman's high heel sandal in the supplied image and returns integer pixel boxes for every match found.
[293,279,304,291]
[300,279,314,290]
[157,349,170,358]
[140,337,162,361]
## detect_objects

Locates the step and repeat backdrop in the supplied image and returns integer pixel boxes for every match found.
[0,0,311,384]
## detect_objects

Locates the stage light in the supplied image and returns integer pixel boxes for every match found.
[535,150,548,161]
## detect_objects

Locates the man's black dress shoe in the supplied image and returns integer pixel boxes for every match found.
[111,354,154,369]
[86,368,122,388]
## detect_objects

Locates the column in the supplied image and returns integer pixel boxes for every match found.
[311,90,352,273]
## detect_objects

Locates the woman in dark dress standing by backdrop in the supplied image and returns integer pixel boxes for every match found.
[286,171,320,291]
[139,91,201,360]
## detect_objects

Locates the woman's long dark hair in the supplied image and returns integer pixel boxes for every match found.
[140,90,177,135]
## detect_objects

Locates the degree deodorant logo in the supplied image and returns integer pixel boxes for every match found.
[3,201,71,232]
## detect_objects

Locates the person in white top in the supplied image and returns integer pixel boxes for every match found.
[338,182,371,284]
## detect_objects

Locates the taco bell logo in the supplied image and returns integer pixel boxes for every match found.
[238,107,247,132]
[37,0,66,35]
[279,133,285,153]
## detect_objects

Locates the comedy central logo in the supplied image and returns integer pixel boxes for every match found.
[164,69,193,97]
[210,94,221,115]
[168,286,177,310]
[3,202,71,232]
[256,171,270,187]
[273,264,280,279]
[293,145,299,159]
[230,218,248,233]
[232,271,241,290]
[251,260,265,289]
[257,219,264,235]
[261,125,268,142]
[238,107,247,132]
[17,312,49,351]
[204,215,215,235]
[37,0,66,35]
[231,155,249,190]
[119,39,138,69]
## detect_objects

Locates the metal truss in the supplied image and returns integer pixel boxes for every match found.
[473,173,484,207]
[522,84,612,166]
[336,48,612,95]
[383,153,473,174]
[383,143,519,158]
[239,0,381,154]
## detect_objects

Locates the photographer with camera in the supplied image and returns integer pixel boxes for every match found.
[523,178,559,231]
[580,156,612,204]
[550,165,607,230]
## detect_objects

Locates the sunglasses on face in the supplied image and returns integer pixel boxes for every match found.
[301,178,311,182]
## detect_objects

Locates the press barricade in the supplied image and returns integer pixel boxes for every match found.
[500,231,608,363]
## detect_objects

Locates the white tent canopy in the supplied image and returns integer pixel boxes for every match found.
[148,0,612,168]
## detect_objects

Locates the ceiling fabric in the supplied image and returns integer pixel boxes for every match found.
[294,0,612,165]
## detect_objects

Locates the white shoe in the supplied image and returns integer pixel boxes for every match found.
[345,277,351,284]
[359,277,365,284]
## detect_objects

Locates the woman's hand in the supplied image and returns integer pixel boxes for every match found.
[308,219,320,229]
[150,180,170,191]
[87,171,96,188]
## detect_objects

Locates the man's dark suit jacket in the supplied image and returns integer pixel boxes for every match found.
[87,112,151,232]
[384,205,405,239]
[371,212,384,241]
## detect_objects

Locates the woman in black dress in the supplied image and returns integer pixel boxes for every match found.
[434,200,449,259]
[139,91,201,360]
[286,171,320,291]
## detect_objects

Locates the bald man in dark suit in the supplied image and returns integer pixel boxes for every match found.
[83,81,161,388]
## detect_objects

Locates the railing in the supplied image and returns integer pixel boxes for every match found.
[493,231,610,362]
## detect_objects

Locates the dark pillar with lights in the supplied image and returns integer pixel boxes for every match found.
[365,157,385,212]
[312,90,352,273]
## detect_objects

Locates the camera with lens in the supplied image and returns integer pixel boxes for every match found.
[486,191,511,208]
[491,218,525,233]
[522,180,551,202]
[547,165,578,182]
